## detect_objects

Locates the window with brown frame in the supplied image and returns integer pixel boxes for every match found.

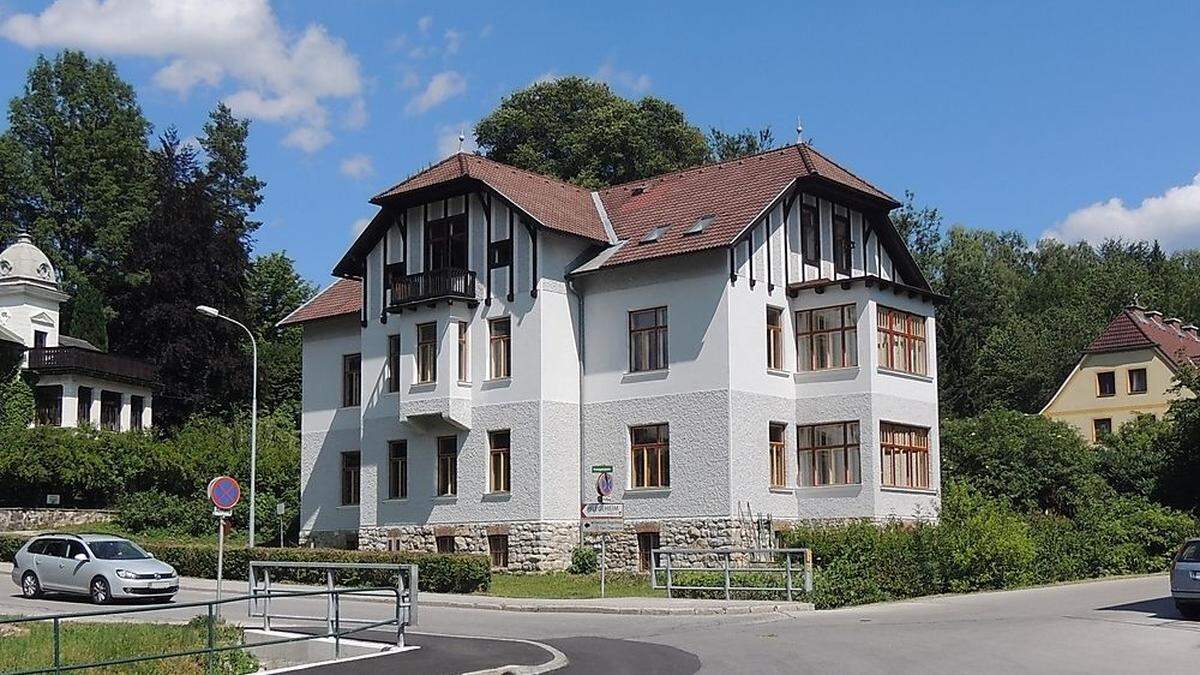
[630,424,670,489]
[876,307,927,376]
[1096,371,1116,397]
[629,307,668,372]
[76,386,93,427]
[386,334,401,393]
[769,423,788,487]
[436,535,456,553]
[767,308,784,371]
[489,317,511,379]
[417,323,437,383]
[342,353,361,406]
[880,423,930,489]
[801,202,820,265]
[436,435,457,496]
[457,321,470,383]
[1128,368,1147,394]
[1093,418,1112,441]
[637,532,660,572]
[488,534,509,569]
[797,422,860,487]
[833,208,852,275]
[130,396,144,431]
[340,451,361,505]
[34,385,62,427]
[100,391,121,431]
[388,441,407,500]
[489,430,511,493]
[796,304,857,371]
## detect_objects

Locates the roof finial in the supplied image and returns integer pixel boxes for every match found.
[796,117,804,145]
[1130,292,1144,309]
[458,127,466,154]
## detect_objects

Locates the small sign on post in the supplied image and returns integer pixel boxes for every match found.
[207,476,241,616]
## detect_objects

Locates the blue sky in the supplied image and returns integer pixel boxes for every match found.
[1,1,1198,283]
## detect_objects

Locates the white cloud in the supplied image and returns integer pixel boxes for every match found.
[596,60,651,94]
[436,122,477,158]
[0,0,364,153]
[342,97,367,130]
[351,216,371,237]
[417,16,433,33]
[339,153,374,179]
[406,71,466,114]
[443,29,462,55]
[1045,173,1200,250]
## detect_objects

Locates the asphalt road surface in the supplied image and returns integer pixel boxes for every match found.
[1,573,1196,673]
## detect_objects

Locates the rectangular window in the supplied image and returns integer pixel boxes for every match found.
[767,307,784,371]
[833,208,852,275]
[387,334,401,393]
[457,321,470,383]
[880,423,930,489]
[1097,371,1116,397]
[130,395,144,431]
[629,307,669,372]
[76,386,93,427]
[1127,368,1147,394]
[1093,418,1113,441]
[769,423,788,487]
[796,304,857,371]
[436,535,456,553]
[340,451,361,506]
[797,422,861,487]
[437,436,458,496]
[417,323,437,383]
[801,202,820,265]
[342,353,361,407]
[877,307,927,376]
[388,441,408,500]
[34,385,62,427]
[100,391,121,431]
[637,532,660,572]
[630,424,670,489]
[488,534,509,569]
[488,239,513,268]
[34,330,47,348]
[489,430,511,493]
[489,317,511,379]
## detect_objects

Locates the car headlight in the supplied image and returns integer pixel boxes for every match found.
[115,569,137,579]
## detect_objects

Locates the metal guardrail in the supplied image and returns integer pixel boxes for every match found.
[0,586,403,675]
[650,547,814,601]
[248,560,419,635]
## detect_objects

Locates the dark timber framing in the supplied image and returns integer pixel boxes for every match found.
[782,191,798,295]
[479,191,493,305]
[380,222,389,324]
[765,213,773,292]
[748,228,756,289]
[525,218,539,298]
[359,262,368,327]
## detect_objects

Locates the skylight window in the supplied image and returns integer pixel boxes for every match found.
[684,214,716,235]
[639,225,668,244]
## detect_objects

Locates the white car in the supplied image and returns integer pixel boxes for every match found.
[11,533,178,604]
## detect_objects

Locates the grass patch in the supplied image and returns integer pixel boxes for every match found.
[482,572,665,599]
[0,616,257,674]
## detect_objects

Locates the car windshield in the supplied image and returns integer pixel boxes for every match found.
[88,540,151,560]
[1180,542,1200,563]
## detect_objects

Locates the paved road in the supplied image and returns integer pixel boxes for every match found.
[2,572,1196,673]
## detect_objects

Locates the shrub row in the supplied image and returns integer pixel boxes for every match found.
[0,535,489,594]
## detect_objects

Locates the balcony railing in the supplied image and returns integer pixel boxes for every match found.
[389,268,477,309]
[27,346,156,385]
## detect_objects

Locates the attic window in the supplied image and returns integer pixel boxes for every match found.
[630,185,648,196]
[639,225,668,244]
[684,215,716,236]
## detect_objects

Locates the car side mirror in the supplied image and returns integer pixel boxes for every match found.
[73,553,88,562]
[147,553,155,559]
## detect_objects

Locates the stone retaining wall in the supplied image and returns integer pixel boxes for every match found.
[0,508,116,532]
[358,521,578,572]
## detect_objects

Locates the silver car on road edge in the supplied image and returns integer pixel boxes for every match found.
[10,533,178,604]
[1171,538,1200,619]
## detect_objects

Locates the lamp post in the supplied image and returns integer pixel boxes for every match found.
[197,305,258,548]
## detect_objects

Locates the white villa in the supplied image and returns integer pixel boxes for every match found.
[0,234,155,431]
[282,144,943,571]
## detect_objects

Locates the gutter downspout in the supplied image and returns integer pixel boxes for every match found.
[569,277,586,546]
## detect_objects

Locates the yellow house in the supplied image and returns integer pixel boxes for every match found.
[1042,305,1200,442]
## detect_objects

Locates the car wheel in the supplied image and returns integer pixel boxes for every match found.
[89,577,111,605]
[1178,602,1200,620]
[21,572,41,599]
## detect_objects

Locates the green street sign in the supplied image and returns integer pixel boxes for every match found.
[591,465,614,474]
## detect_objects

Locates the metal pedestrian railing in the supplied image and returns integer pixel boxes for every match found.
[650,547,814,601]
[248,560,419,637]
[0,586,406,675]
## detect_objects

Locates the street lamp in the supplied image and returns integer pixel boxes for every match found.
[197,304,258,548]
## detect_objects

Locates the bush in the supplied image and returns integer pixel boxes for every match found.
[0,534,490,593]
[116,490,212,537]
[568,545,598,574]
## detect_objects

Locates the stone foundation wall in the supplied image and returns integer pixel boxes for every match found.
[581,518,767,572]
[358,521,578,572]
[0,508,115,532]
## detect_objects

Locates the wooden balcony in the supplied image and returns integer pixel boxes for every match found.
[27,346,156,386]
[388,268,477,310]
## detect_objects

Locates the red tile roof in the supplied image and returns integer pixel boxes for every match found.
[372,153,610,242]
[277,278,362,327]
[1085,306,1200,369]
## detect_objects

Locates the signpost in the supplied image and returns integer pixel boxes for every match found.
[584,465,623,598]
[277,501,286,548]
[207,476,241,615]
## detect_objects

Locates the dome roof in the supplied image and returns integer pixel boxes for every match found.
[0,233,59,288]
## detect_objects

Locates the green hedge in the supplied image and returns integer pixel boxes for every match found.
[0,535,489,594]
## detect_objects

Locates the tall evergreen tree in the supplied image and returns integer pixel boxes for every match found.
[707,126,775,161]
[247,252,316,416]
[201,103,265,239]
[66,279,109,351]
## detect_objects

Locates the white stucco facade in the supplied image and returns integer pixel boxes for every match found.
[292,150,943,570]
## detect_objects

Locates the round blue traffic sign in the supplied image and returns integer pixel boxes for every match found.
[209,476,241,510]
[596,472,614,497]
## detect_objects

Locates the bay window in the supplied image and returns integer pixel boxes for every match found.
[797,422,860,487]
[877,307,927,376]
[796,304,857,371]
